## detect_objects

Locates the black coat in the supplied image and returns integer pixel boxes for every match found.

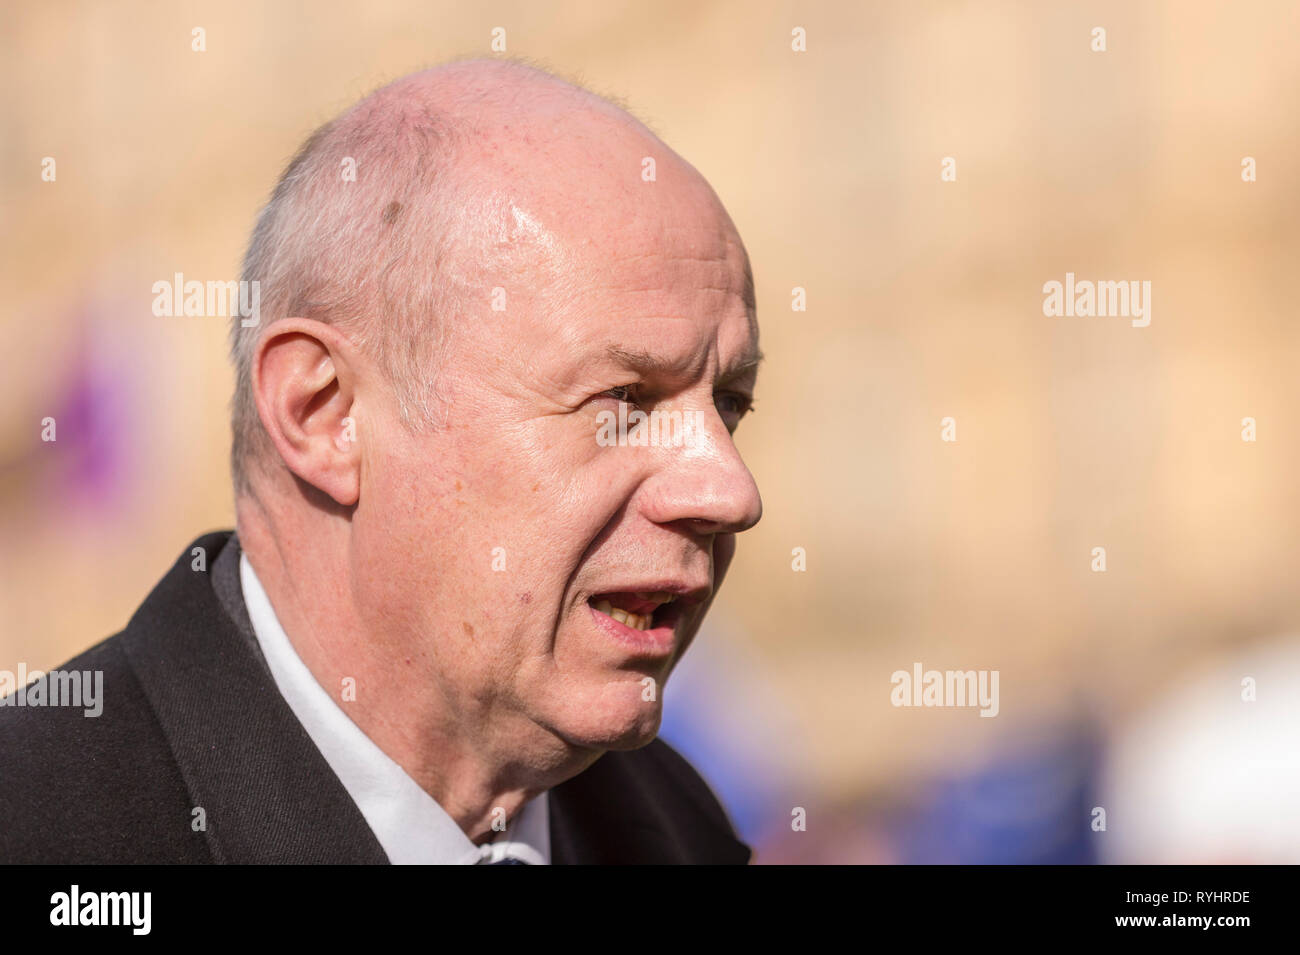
[0,531,750,864]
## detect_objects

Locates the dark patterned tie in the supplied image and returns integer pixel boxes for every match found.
[489,857,529,865]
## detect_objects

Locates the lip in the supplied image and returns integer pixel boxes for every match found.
[587,601,681,657]
[590,581,712,608]
[582,580,710,657]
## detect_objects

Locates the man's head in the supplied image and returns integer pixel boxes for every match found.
[231,58,761,761]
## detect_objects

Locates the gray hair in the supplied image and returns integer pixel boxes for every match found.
[228,101,467,494]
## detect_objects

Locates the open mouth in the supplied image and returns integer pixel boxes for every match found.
[584,582,710,656]
[587,592,678,632]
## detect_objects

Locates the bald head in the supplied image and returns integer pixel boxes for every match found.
[230,57,749,495]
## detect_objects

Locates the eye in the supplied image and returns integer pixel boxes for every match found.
[598,384,638,404]
[715,391,755,431]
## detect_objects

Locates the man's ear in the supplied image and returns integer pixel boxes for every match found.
[252,318,362,507]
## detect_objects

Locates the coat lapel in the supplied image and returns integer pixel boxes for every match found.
[121,531,389,863]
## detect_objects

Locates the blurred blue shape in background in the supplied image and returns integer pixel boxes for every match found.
[894,722,1104,864]
[658,615,801,847]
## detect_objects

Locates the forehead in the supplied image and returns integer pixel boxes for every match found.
[449,115,757,373]
[542,209,756,380]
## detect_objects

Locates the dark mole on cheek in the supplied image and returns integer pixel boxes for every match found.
[382,200,402,224]
[462,621,474,636]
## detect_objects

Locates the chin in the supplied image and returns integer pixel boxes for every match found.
[550,682,664,751]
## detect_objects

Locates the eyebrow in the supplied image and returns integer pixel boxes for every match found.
[604,344,764,383]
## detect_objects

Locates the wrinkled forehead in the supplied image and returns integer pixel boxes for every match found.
[536,184,754,371]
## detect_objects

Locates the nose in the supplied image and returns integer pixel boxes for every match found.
[640,406,762,536]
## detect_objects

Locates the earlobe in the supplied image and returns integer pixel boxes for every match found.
[252,319,362,507]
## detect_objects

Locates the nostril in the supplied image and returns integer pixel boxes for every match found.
[680,517,724,536]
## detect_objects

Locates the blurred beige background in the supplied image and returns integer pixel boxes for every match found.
[2,1,1298,860]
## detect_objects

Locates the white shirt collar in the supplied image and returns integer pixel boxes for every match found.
[239,552,550,865]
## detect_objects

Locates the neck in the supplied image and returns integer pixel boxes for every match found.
[233,485,596,842]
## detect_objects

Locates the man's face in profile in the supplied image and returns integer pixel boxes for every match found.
[351,146,762,754]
